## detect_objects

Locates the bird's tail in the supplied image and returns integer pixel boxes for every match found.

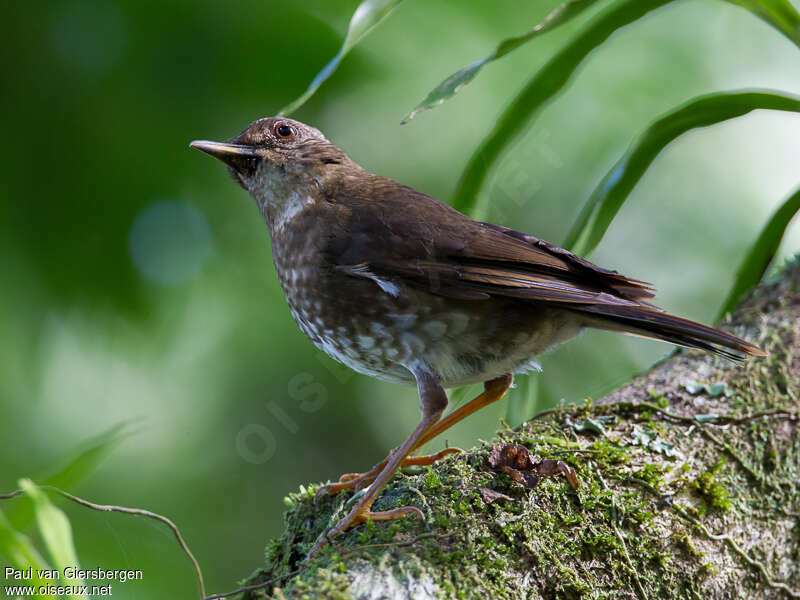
[579,304,765,361]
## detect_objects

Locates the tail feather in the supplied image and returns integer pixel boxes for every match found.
[579,304,765,361]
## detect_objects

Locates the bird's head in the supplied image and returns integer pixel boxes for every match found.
[191,118,355,225]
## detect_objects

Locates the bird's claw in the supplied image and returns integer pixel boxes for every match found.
[306,505,425,559]
[315,447,463,499]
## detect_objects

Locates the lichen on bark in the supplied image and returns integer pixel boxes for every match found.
[239,258,799,600]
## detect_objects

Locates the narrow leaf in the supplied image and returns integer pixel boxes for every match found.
[506,372,544,425]
[43,422,134,491]
[402,0,602,123]
[7,422,135,529]
[450,0,674,218]
[280,0,404,116]
[694,414,721,423]
[563,91,800,256]
[449,0,800,219]
[718,185,800,317]
[724,0,800,49]
[0,509,56,598]
[19,479,87,600]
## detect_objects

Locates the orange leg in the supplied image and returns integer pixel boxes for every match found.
[310,373,514,556]
[328,447,462,491]
[317,374,514,497]
[413,373,513,451]
[308,367,448,556]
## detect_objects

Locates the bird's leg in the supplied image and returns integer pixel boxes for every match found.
[413,373,513,449]
[320,447,461,492]
[308,365,447,556]
[316,374,514,496]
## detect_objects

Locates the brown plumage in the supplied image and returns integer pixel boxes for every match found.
[190,117,764,553]
[328,182,760,361]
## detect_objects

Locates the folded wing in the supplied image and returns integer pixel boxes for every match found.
[331,178,764,360]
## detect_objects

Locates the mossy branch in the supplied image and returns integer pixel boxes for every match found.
[232,258,800,600]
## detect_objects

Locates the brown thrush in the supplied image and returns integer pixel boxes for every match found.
[190,117,764,551]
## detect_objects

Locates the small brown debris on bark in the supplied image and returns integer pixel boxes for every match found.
[479,488,515,505]
[488,443,579,490]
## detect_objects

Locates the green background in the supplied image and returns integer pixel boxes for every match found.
[1,0,799,597]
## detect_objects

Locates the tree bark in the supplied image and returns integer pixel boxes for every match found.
[239,258,799,600]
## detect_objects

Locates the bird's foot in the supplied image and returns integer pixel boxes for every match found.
[315,447,462,497]
[307,502,424,558]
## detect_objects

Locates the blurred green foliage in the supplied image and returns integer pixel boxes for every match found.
[280,0,405,116]
[1,0,799,598]
[17,480,86,600]
[564,91,800,256]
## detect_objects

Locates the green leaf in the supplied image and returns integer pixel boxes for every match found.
[724,0,800,49]
[706,383,727,397]
[632,425,655,446]
[402,0,602,123]
[450,0,674,218]
[43,423,134,491]
[279,0,404,116]
[564,91,800,256]
[649,438,680,458]
[632,426,681,458]
[684,380,706,395]
[19,479,87,600]
[506,373,550,426]
[718,185,800,318]
[572,417,607,435]
[449,0,800,220]
[7,422,134,529]
[684,380,731,397]
[0,509,57,598]
[694,414,720,423]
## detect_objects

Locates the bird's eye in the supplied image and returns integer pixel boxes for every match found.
[274,123,295,139]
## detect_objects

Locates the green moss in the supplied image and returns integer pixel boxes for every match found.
[647,387,669,408]
[238,266,800,599]
[637,463,666,487]
[674,531,705,560]
[292,568,351,600]
[692,460,732,512]
[424,466,442,491]
[592,438,630,466]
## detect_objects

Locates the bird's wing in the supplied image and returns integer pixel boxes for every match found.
[328,179,763,359]
[330,179,654,306]
[451,222,656,303]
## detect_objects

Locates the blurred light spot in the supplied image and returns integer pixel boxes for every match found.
[129,201,212,285]
[49,0,127,73]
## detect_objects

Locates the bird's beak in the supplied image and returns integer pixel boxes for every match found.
[189,140,258,174]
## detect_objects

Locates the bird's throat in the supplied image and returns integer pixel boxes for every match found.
[251,173,317,234]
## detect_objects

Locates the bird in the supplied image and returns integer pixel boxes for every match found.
[190,117,764,550]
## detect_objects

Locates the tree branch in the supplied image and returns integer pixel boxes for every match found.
[228,257,800,600]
